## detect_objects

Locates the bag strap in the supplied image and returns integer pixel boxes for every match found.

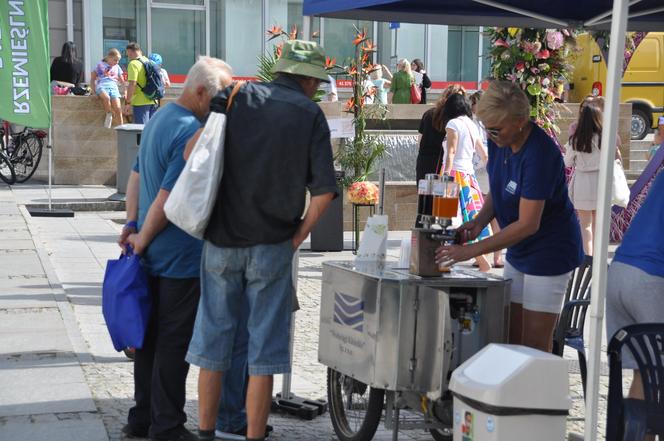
[226,81,245,112]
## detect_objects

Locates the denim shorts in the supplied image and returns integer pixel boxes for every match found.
[186,240,294,375]
[95,82,121,99]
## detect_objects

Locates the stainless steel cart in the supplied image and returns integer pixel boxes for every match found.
[318,261,511,441]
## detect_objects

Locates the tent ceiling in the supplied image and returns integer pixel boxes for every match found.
[303,0,664,31]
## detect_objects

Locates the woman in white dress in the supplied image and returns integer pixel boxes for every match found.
[564,103,603,255]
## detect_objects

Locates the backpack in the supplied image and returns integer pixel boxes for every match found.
[136,57,164,101]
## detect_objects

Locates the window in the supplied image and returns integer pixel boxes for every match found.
[150,8,205,76]
[267,0,305,52]
[375,22,425,73]
[102,0,147,69]
[447,26,480,82]
[428,25,448,82]
[210,0,262,76]
[322,18,373,66]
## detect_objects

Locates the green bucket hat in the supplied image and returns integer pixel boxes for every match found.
[272,40,330,82]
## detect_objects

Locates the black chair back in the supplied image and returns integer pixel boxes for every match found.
[552,255,593,356]
[606,323,664,441]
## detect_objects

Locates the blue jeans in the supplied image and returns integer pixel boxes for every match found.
[186,240,294,375]
[217,299,249,432]
[133,104,156,124]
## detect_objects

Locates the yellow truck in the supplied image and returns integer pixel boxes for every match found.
[570,32,664,140]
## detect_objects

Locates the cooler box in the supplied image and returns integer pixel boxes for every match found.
[449,344,570,441]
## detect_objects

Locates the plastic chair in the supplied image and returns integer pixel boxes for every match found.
[552,255,593,397]
[606,323,664,441]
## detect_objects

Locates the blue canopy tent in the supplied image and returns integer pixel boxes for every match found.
[304,1,663,440]
[304,0,664,30]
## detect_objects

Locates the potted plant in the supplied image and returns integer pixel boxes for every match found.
[326,27,387,191]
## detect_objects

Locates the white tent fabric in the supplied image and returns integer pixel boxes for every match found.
[303,1,659,439]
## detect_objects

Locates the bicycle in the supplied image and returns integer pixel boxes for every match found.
[0,121,46,184]
[0,146,16,185]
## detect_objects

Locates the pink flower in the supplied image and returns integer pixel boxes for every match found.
[494,39,510,48]
[536,49,550,59]
[530,67,540,74]
[546,31,564,50]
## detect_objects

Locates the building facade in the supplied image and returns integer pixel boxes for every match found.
[48,0,491,88]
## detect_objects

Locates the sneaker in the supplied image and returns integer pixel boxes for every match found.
[122,423,149,438]
[104,112,113,128]
[214,425,272,439]
[151,425,198,441]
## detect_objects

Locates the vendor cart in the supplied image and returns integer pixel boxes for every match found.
[319,261,511,441]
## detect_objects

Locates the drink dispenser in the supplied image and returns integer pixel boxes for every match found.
[410,174,459,277]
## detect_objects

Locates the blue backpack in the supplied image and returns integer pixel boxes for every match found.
[137,57,165,101]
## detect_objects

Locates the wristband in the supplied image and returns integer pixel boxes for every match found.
[124,221,138,230]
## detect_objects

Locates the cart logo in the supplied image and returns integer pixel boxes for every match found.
[333,292,364,332]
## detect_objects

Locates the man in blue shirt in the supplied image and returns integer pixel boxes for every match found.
[118,56,232,441]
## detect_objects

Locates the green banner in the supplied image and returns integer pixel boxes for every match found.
[0,0,51,128]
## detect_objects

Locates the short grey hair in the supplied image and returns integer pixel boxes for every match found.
[183,56,233,97]
[477,80,530,126]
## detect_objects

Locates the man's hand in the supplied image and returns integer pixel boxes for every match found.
[126,233,149,255]
[118,225,137,253]
[123,104,133,115]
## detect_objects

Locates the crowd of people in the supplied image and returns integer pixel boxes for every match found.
[50,41,171,128]
[46,33,663,440]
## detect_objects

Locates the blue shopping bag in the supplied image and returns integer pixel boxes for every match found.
[102,247,151,352]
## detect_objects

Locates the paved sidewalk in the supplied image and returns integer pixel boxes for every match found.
[0,186,107,441]
[2,184,614,440]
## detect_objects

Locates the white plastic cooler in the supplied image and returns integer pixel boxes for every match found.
[449,344,571,441]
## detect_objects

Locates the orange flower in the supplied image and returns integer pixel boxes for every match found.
[365,86,376,97]
[348,65,359,76]
[312,31,320,38]
[363,63,377,74]
[344,98,356,112]
[325,57,337,69]
[353,29,367,46]
[362,40,377,52]
[275,43,283,58]
[289,25,298,40]
[267,25,283,41]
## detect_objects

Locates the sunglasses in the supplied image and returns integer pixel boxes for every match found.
[485,127,501,138]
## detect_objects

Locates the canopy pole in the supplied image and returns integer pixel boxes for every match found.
[471,0,570,27]
[584,1,629,440]
[583,0,641,26]
[48,127,53,211]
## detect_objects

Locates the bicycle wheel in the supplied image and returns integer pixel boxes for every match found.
[0,151,16,185]
[327,368,384,441]
[10,133,43,183]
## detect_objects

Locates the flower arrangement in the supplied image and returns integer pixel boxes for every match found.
[347,181,379,205]
[486,28,577,135]
[325,27,387,188]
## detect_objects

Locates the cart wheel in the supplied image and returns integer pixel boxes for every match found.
[327,368,384,441]
[429,428,453,441]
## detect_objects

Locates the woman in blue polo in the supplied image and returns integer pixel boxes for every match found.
[436,81,584,352]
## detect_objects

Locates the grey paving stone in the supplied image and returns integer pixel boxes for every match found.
[0,309,73,356]
[0,415,108,441]
[0,358,97,416]
[0,277,56,309]
[0,251,44,278]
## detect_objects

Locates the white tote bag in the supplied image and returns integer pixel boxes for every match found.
[164,81,244,238]
[355,214,389,263]
[612,159,630,208]
[164,111,227,239]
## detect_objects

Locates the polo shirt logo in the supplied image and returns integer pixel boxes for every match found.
[506,180,518,195]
